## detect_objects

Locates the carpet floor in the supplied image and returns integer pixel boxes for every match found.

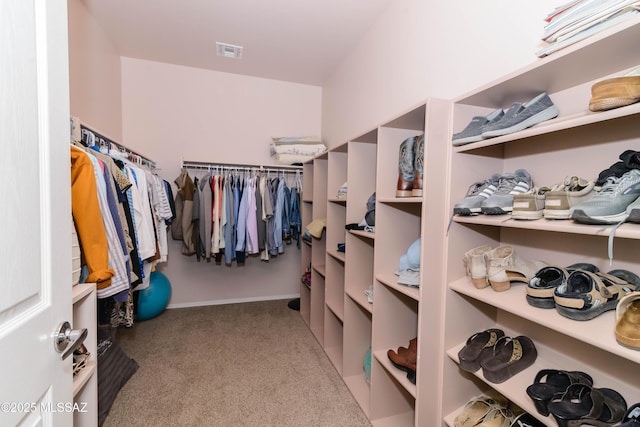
[102,299,371,426]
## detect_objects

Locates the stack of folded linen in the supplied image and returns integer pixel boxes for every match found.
[270,136,327,165]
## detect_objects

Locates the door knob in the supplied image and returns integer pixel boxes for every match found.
[54,321,88,360]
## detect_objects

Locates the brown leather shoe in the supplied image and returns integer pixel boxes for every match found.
[411,135,424,197]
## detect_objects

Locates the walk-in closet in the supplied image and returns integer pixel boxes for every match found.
[3,0,640,426]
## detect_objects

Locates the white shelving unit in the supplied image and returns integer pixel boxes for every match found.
[72,282,97,427]
[442,15,640,427]
[301,15,640,426]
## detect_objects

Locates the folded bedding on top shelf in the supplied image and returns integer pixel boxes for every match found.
[270,143,327,156]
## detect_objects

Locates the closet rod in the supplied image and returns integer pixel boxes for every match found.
[182,160,303,174]
[78,121,157,169]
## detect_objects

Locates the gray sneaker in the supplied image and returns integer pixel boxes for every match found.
[570,169,640,224]
[453,173,500,216]
[481,92,559,138]
[543,176,596,219]
[452,108,504,146]
[626,193,640,223]
[481,169,533,215]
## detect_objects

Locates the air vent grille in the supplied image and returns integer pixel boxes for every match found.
[216,42,243,59]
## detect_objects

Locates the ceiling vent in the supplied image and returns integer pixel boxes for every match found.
[216,42,243,59]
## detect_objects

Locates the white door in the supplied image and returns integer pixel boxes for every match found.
[0,0,73,425]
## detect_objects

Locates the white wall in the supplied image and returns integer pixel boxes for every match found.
[121,57,322,306]
[67,0,123,140]
[321,0,560,147]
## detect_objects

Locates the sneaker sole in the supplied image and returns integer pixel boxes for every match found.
[453,207,481,216]
[512,210,543,220]
[452,134,484,146]
[627,208,640,223]
[543,209,571,220]
[481,106,559,138]
[570,209,628,225]
[481,206,512,215]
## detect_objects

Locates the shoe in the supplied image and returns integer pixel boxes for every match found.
[543,176,596,220]
[477,407,514,427]
[336,182,347,199]
[453,173,501,216]
[387,338,417,384]
[526,263,599,309]
[481,92,559,138]
[396,136,417,197]
[412,135,424,196]
[452,108,505,146]
[512,186,550,220]
[481,335,537,384]
[481,170,532,215]
[454,394,509,427]
[618,402,640,427]
[548,383,627,427]
[463,245,492,289]
[364,284,374,304]
[570,169,640,225]
[509,412,546,427]
[484,246,547,292]
[615,291,640,349]
[625,193,640,223]
[554,269,639,321]
[526,369,594,416]
[589,65,640,112]
[458,328,505,372]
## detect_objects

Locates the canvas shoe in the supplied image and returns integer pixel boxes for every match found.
[452,108,504,146]
[481,169,533,215]
[336,182,347,199]
[570,169,640,225]
[512,186,551,220]
[453,173,501,216]
[481,92,559,138]
[543,176,596,220]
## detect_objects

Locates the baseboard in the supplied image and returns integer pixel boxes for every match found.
[166,293,300,309]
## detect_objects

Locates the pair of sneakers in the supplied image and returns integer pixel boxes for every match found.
[511,176,596,220]
[454,169,532,216]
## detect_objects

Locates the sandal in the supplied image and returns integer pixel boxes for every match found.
[458,328,505,372]
[526,263,599,309]
[618,402,640,427]
[615,291,640,349]
[454,394,509,427]
[548,383,627,427]
[554,270,638,321]
[481,335,537,384]
[526,369,593,416]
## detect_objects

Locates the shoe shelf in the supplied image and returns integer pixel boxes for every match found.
[453,214,640,240]
[324,305,344,374]
[325,256,345,321]
[376,271,419,302]
[345,232,375,311]
[348,229,375,239]
[343,295,373,416]
[327,249,345,262]
[454,102,640,154]
[444,16,640,427]
[449,276,640,366]
[72,282,97,426]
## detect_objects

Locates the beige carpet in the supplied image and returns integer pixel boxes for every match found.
[103,299,371,427]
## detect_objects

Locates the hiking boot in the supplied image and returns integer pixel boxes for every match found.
[570,169,640,225]
[452,108,504,146]
[396,136,416,197]
[481,92,559,138]
[512,187,551,220]
[543,176,596,220]
[481,169,532,215]
[412,135,424,196]
[589,66,640,112]
[453,173,501,216]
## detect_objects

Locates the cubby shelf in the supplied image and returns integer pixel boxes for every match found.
[301,16,640,426]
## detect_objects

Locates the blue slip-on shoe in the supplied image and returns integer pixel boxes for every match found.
[481,92,559,138]
[452,108,504,146]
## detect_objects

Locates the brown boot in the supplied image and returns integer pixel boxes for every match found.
[396,136,415,197]
[411,135,424,197]
[387,338,417,384]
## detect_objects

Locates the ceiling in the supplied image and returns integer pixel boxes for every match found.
[81,0,394,86]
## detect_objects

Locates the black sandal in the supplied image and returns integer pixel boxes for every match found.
[526,369,593,416]
[457,328,504,373]
[548,383,627,427]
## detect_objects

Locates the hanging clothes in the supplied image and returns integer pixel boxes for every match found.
[174,169,196,255]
